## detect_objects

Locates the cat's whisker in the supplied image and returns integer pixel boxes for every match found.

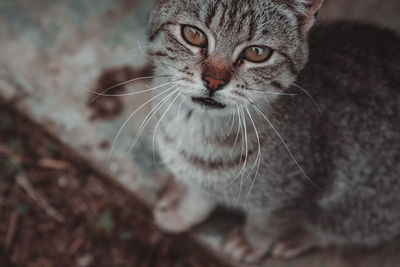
[129,36,156,51]
[246,79,269,87]
[252,90,300,96]
[230,108,243,189]
[264,95,272,106]
[246,81,320,110]
[239,107,249,197]
[225,109,234,130]
[242,108,250,172]
[291,82,322,114]
[231,107,242,156]
[150,56,187,73]
[84,80,181,98]
[107,85,178,162]
[152,91,183,166]
[244,109,261,176]
[137,40,186,73]
[238,108,246,169]
[127,44,155,55]
[110,43,156,65]
[226,110,236,138]
[176,95,185,128]
[128,45,154,53]
[245,107,262,201]
[124,88,179,156]
[88,75,173,103]
[237,107,249,203]
[251,104,321,189]
[230,108,247,187]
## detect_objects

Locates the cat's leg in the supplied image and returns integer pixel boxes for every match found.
[270,230,318,259]
[153,180,215,233]
[223,211,317,263]
[223,212,277,263]
[309,198,400,249]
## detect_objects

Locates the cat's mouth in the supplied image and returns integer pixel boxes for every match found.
[191,97,226,109]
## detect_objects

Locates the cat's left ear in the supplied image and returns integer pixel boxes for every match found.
[295,0,325,37]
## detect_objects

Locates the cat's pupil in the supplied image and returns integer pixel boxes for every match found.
[190,29,202,40]
[252,47,262,55]
[182,25,207,47]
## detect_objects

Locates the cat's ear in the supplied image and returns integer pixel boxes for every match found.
[295,0,325,37]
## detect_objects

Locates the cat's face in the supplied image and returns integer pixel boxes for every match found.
[148,0,323,115]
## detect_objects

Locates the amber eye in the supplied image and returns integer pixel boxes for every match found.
[182,25,207,47]
[242,46,273,63]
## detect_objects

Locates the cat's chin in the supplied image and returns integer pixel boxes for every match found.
[191,97,226,110]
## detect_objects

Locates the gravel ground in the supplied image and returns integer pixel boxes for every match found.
[0,101,231,267]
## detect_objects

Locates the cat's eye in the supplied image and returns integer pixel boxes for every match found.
[242,46,273,63]
[182,25,207,47]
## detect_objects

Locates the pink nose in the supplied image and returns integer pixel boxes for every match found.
[203,76,227,92]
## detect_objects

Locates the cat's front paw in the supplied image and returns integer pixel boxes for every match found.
[153,193,192,233]
[223,227,316,263]
[153,181,215,233]
[271,232,317,259]
[223,228,271,264]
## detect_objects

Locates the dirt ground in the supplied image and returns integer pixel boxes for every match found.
[0,102,231,267]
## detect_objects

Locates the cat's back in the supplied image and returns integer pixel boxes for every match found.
[304,21,400,99]
[298,21,400,131]
[297,22,400,195]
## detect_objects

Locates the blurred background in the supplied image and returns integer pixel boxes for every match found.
[1,0,400,266]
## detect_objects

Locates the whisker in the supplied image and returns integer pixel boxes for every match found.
[237,108,245,167]
[251,104,320,189]
[226,110,236,138]
[244,107,262,200]
[238,107,249,202]
[125,88,178,156]
[246,79,270,87]
[127,45,155,54]
[106,85,178,161]
[152,91,183,166]
[89,75,172,103]
[83,80,181,98]
[291,82,322,114]
[230,108,248,187]
[129,37,157,52]
[251,89,299,96]
[137,40,186,73]
[231,107,242,156]
[225,110,234,129]
[176,95,185,128]
[107,44,156,65]
[230,108,244,188]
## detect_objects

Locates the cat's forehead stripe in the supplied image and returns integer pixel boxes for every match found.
[151,0,299,49]
[205,1,218,27]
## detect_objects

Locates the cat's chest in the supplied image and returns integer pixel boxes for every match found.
[158,109,239,159]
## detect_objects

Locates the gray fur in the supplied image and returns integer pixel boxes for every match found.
[147,0,400,261]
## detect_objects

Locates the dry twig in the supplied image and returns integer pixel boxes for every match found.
[5,210,19,251]
[16,174,65,223]
[38,158,71,170]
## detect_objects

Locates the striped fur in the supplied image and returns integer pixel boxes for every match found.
[147,0,400,262]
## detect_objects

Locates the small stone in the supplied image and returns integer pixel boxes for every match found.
[77,254,93,267]
[58,177,68,187]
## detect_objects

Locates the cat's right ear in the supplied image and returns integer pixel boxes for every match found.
[294,0,325,37]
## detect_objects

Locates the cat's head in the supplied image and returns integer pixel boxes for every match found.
[148,0,324,115]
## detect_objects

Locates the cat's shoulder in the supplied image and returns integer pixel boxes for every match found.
[309,21,400,61]
[298,21,400,111]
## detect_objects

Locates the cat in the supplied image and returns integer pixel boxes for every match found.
[146,0,400,263]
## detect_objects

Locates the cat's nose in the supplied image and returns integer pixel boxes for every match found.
[203,76,227,96]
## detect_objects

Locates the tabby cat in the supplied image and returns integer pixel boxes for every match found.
[146,0,400,263]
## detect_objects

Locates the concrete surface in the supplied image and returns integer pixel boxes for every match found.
[1,0,400,266]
